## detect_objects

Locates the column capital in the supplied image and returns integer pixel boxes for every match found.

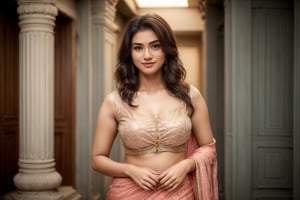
[17,0,57,16]
[17,0,58,33]
[91,0,119,33]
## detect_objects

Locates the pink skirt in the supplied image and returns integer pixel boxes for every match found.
[106,176,194,200]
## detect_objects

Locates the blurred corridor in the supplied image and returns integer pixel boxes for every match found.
[0,0,299,199]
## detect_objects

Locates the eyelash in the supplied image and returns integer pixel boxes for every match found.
[133,46,142,51]
[132,43,161,51]
[152,43,161,49]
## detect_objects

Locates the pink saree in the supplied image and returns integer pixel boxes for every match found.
[106,176,194,200]
[186,136,218,200]
[106,136,218,200]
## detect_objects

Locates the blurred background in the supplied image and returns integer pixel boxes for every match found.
[0,0,299,199]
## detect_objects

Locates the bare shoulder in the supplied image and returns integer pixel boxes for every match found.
[189,84,205,105]
[100,91,119,114]
[105,90,118,103]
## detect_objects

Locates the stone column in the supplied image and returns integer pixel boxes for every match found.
[90,0,119,199]
[13,0,62,199]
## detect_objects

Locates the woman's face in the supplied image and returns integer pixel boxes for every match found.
[131,29,166,77]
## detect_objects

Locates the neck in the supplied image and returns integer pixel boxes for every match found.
[138,75,165,92]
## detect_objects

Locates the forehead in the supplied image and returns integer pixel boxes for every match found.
[131,29,159,44]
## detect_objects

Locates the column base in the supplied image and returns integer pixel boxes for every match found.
[11,189,63,200]
[1,186,82,200]
[59,186,82,200]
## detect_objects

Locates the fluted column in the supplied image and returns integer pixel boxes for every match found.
[90,0,119,199]
[91,0,119,95]
[13,0,62,199]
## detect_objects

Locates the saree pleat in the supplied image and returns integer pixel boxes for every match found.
[106,176,194,200]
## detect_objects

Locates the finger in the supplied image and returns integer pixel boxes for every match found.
[158,172,171,184]
[146,173,160,185]
[142,175,159,189]
[159,178,175,190]
[167,183,179,191]
[160,181,175,190]
[148,173,160,184]
[137,179,150,191]
[158,171,167,180]
[159,173,175,185]
[141,179,156,191]
[145,178,158,188]
[141,184,151,191]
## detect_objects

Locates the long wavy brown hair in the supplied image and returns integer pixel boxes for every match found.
[114,13,193,113]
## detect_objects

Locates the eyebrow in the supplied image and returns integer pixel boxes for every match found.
[132,40,160,46]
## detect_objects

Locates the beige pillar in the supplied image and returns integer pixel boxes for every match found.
[90,0,119,198]
[13,0,62,199]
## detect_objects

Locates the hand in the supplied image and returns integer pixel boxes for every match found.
[158,159,195,191]
[127,165,160,191]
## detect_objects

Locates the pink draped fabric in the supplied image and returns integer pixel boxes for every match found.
[186,136,218,200]
[106,176,194,200]
[106,136,218,200]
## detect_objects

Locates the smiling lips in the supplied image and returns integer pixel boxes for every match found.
[142,62,156,67]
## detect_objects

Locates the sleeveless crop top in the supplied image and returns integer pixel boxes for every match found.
[112,88,194,156]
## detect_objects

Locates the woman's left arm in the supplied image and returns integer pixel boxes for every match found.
[190,87,214,147]
[159,86,214,191]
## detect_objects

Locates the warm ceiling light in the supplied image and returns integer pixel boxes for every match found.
[135,0,188,8]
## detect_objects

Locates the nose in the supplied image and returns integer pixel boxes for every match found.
[144,48,153,60]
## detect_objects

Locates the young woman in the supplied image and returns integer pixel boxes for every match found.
[91,13,218,200]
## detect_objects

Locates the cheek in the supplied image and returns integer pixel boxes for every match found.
[158,50,166,58]
[131,54,141,67]
[131,51,141,61]
[157,53,166,62]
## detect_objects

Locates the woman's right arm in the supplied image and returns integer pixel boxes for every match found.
[91,92,131,177]
[91,93,159,190]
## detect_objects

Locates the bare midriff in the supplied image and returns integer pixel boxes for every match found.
[123,152,185,173]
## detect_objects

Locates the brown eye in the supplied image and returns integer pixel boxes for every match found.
[132,45,143,51]
[152,43,161,49]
